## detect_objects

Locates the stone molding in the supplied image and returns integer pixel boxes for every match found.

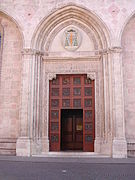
[43,55,101,61]
[31,5,110,51]
[44,65,100,153]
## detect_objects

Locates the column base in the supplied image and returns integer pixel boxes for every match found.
[41,137,49,154]
[112,138,127,158]
[94,138,101,153]
[16,137,31,156]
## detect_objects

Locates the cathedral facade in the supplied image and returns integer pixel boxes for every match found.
[0,0,135,158]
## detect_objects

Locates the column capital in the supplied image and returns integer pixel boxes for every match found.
[22,48,44,56]
[108,47,122,54]
[100,47,122,55]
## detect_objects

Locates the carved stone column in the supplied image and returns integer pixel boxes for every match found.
[111,47,127,158]
[100,50,113,156]
[31,52,43,155]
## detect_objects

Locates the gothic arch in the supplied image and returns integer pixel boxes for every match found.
[0,10,24,46]
[31,4,111,52]
[120,10,135,45]
[0,10,24,155]
[121,11,135,157]
[0,11,24,80]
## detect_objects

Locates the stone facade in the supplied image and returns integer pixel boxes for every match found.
[0,0,135,157]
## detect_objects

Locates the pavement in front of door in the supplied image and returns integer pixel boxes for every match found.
[0,156,135,180]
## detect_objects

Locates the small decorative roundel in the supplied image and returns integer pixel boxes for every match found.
[62,27,81,51]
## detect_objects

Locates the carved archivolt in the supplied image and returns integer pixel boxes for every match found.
[44,20,100,53]
[31,5,111,51]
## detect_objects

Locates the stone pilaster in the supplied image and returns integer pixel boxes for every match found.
[16,49,43,156]
[41,73,56,154]
[110,47,127,158]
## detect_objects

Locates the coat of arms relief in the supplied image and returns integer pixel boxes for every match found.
[63,27,81,51]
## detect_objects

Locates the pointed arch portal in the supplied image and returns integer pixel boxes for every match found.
[29,4,112,154]
[16,5,127,158]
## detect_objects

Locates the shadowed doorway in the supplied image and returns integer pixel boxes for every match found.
[61,109,83,151]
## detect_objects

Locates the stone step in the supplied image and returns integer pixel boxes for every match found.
[33,152,110,158]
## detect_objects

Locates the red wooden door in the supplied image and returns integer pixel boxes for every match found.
[49,74,95,152]
[61,109,83,150]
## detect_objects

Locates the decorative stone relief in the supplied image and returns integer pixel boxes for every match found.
[87,72,96,80]
[62,27,82,51]
[47,73,56,81]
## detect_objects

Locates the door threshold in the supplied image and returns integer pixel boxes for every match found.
[33,152,110,158]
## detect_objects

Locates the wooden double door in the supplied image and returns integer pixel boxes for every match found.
[49,74,95,152]
[61,109,83,151]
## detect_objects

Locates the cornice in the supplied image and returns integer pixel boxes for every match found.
[43,55,101,62]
